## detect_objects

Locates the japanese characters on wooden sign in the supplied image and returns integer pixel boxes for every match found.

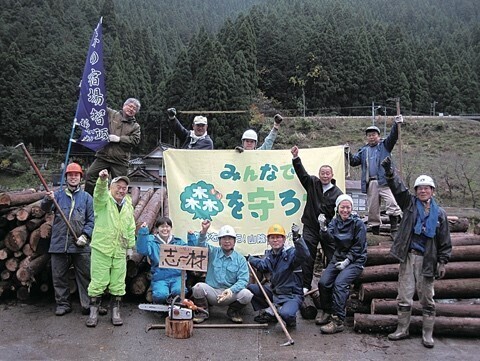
[159,244,208,272]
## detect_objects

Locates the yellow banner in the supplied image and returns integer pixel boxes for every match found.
[164,146,345,255]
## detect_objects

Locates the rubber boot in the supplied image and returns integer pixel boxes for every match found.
[389,215,401,233]
[86,297,100,328]
[388,305,411,340]
[98,295,108,316]
[320,315,344,334]
[226,301,245,324]
[422,309,435,348]
[371,225,380,235]
[192,296,209,324]
[111,296,123,326]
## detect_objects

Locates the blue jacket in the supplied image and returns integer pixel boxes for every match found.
[169,117,214,150]
[41,187,94,254]
[321,213,368,266]
[349,123,398,193]
[188,233,249,294]
[136,227,187,282]
[248,237,309,304]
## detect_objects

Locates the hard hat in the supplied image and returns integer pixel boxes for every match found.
[242,129,258,142]
[193,116,208,125]
[414,175,435,189]
[65,163,83,176]
[365,125,380,134]
[218,225,236,239]
[267,224,286,237]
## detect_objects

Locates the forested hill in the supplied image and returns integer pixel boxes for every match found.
[1,0,479,153]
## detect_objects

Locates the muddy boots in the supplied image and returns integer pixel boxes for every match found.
[192,296,209,324]
[388,305,411,341]
[320,315,344,334]
[422,308,435,348]
[227,301,245,324]
[111,296,123,326]
[315,310,331,326]
[86,297,100,327]
[389,215,401,238]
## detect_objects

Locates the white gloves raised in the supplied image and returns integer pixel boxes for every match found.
[318,214,327,231]
[109,134,120,142]
[394,115,404,123]
[335,258,351,270]
[217,288,233,303]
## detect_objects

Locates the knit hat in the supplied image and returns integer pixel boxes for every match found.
[335,194,354,208]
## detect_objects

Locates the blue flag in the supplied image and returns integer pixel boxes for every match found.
[73,18,108,152]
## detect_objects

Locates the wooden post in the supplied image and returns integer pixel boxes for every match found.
[180,270,186,300]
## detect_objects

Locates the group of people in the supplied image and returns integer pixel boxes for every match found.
[44,102,451,348]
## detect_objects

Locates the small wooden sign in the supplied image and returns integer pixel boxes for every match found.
[159,244,208,272]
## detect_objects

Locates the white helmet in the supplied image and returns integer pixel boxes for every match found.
[218,225,236,239]
[414,175,435,189]
[242,129,258,142]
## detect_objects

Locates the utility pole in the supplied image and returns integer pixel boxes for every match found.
[371,102,381,125]
[432,101,438,116]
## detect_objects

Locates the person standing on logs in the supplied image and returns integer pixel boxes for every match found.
[41,162,94,316]
[381,156,452,348]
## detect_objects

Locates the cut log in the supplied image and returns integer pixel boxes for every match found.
[5,257,20,272]
[0,248,12,260]
[16,254,50,283]
[25,217,45,232]
[5,209,18,221]
[16,200,43,222]
[130,187,141,208]
[451,233,480,246]
[0,191,46,208]
[359,278,480,302]
[371,299,480,318]
[354,313,480,337]
[126,251,145,278]
[366,245,480,266]
[358,261,480,283]
[165,317,193,339]
[135,188,166,232]
[1,269,12,280]
[22,243,34,257]
[16,286,30,301]
[39,221,52,239]
[4,225,29,251]
[29,228,42,252]
[133,188,154,221]
[448,217,469,233]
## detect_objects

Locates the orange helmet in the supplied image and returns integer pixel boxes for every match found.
[267,224,286,237]
[65,163,83,177]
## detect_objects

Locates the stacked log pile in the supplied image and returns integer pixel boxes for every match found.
[350,219,480,337]
[0,187,168,302]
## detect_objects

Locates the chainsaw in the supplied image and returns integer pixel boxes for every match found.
[138,296,208,321]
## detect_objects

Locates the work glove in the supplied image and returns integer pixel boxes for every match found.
[344,143,351,157]
[217,288,233,303]
[436,262,446,279]
[381,156,394,177]
[318,214,327,231]
[126,249,133,260]
[335,258,351,270]
[235,146,244,153]
[394,115,404,123]
[274,114,283,124]
[291,223,300,241]
[45,191,55,201]
[75,234,88,247]
[109,134,120,143]
[167,108,176,119]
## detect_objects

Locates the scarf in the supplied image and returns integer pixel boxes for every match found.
[188,130,207,147]
[414,197,439,238]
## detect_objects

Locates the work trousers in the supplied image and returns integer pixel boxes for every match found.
[88,249,127,297]
[192,282,253,306]
[85,158,128,195]
[248,283,302,326]
[152,277,182,304]
[302,225,334,289]
[318,262,364,320]
[367,180,402,227]
[397,252,435,310]
[51,253,91,309]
